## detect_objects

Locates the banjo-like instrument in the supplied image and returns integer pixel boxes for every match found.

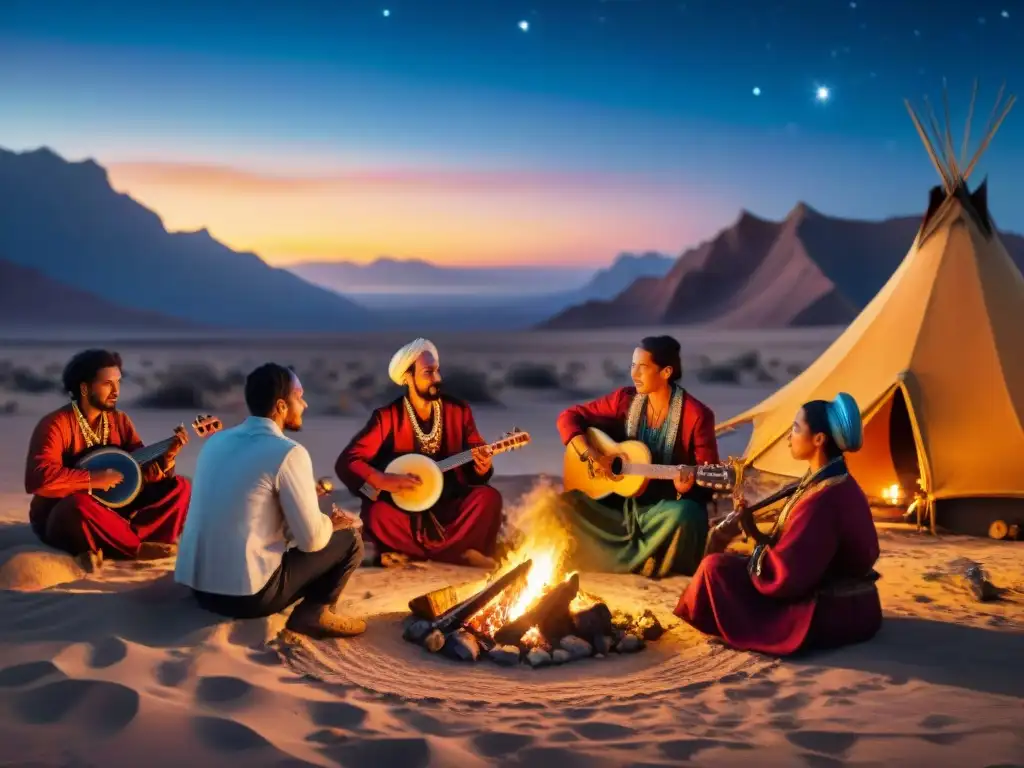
[76,413,223,509]
[361,428,531,512]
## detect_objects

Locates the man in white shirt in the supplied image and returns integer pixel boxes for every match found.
[175,363,365,638]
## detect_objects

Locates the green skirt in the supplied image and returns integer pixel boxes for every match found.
[558,490,709,577]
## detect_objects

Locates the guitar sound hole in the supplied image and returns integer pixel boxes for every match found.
[610,456,625,476]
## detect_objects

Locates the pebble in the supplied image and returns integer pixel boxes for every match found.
[616,633,645,653]
[559,635,593,659]
[442,629,480,661]
[593,634,613,655]
[551,649,572,664]
[527,649,552,668]
[424,629,445,653]
[402,617,432,644]
[487,645,521,667]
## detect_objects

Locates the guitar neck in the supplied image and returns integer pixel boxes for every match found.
[131,436,175,466]
[436,439,521,472]
[619,462,692,480]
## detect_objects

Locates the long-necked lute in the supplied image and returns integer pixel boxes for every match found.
[562,427,735,499]
[361,428,531,512]
[76,414,223,509]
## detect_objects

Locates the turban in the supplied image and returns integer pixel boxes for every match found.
[826,392,863,453]
[388,338,439,385]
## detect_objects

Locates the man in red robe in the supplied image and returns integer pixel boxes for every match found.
[24,349,191,568]
[335,338,503,568]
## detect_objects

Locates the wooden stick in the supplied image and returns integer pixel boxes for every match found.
[429,559,533,635]
[906,100,953,193]
[960,78,979,171]
[940,81,960,180]
[923,95,955,181]
[963,94,1016,181]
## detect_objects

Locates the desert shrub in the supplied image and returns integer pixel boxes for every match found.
[505,362,561,390]
[602,358,627,382]
[136,363,238,409]
[440,367,498,404]
[695,364,741,384]
[137,383,207,409]
[786,363,805,377]
[345,360,362,371]
[7,367,58,394]
[348,373,377,391]
[0,400,17,415]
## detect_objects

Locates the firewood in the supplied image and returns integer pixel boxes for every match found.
[408,585,460,619]
[429,559,533,635]
[493,572,580,646]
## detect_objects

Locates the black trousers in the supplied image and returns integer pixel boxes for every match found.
[194,529,364,620]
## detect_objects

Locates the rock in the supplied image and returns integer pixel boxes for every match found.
[616,633,645,653]
[402,617,432,644]
[487,645,520,667]
[526,649,552,668]
[442,629,480,661]
[593,634,613,655]
[558,635,593,660]
[551,649,572,664]
[634,609,665,641]
[424,630,445,653]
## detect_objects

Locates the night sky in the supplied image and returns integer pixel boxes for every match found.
[2,0,1022,267]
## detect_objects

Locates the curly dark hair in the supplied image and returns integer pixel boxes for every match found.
[244,363,296,417]
[62,349,123,398]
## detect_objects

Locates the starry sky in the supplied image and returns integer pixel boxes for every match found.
[1,0,1022,267]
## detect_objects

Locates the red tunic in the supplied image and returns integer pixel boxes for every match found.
[25,405,191,559]
[556,386,720,505]
[674,473,882,656]
[335,395,503,562]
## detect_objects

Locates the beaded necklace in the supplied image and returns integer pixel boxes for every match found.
[71,399,109,448]
[404,396,442,455]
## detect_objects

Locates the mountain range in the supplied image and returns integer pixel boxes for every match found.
[0,147,373,332]
[541,202,1024,330]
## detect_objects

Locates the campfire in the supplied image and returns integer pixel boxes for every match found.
[401,485,664,667]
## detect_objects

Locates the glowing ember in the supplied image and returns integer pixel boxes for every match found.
[880,483,904,505]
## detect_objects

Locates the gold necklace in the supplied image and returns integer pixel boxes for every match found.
[71,400,109,448]
[404,397,442,455]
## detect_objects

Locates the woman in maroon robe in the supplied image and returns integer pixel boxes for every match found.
[675,392,882,656]
[335,338,503,568]
[25,349,190,564]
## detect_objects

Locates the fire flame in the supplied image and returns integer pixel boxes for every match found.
[881,483,904,505]
[468,482,585,640]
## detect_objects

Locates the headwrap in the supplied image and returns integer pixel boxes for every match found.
[388,338,439,385]
[827,392,863,452]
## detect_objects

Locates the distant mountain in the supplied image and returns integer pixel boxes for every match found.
[574,251,674,301]
[0,258,196,332]
[0,147,375,331]
[539,202,1024,330]
[288,257,595,295]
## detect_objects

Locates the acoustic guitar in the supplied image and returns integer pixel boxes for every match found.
[361,428,531,512]
[563,427,735,500]
[76,414,223,509]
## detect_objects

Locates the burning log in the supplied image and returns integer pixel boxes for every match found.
[571,602,613,643]
[493,572,580,646]
[428,559,533,635]
[409,585,460,620]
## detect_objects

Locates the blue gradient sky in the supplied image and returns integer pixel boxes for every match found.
[1,0,1021,265]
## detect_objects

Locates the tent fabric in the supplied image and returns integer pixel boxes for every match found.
[717,189,1024,505]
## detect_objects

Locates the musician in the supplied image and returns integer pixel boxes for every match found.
[175,364,366,638]
[24,349,190,565]
[335,338,503,569]
[675,393,882,656]
[556,336,720,578]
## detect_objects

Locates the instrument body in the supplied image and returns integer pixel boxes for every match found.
[365,429,531,512]
[76,414,222,509]
[562,427,734,500]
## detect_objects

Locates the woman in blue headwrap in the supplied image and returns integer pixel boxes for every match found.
[674,393,882,656]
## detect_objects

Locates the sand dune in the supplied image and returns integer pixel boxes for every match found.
[1,333,1023,766]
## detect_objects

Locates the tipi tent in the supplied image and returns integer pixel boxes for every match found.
[717,83,1024,536]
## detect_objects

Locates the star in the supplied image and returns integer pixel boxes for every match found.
[1002,10,1010,18]
[382,8,390,16]
[849,1,857,7]
[518,20,530,32]
[752,86,761,96]
[815,86,831,103]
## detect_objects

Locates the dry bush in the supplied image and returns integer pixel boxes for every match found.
[1,367,58,394]
[0,400,17,415]
[135,363,242,409]
[602,358,627,382]
[504,362,561,390]
[696,351,775,385]
[362,366,499,406]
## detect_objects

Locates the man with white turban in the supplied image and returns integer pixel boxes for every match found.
[335,339,503,568]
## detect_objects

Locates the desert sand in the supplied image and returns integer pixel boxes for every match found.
[1,330,1022,767]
